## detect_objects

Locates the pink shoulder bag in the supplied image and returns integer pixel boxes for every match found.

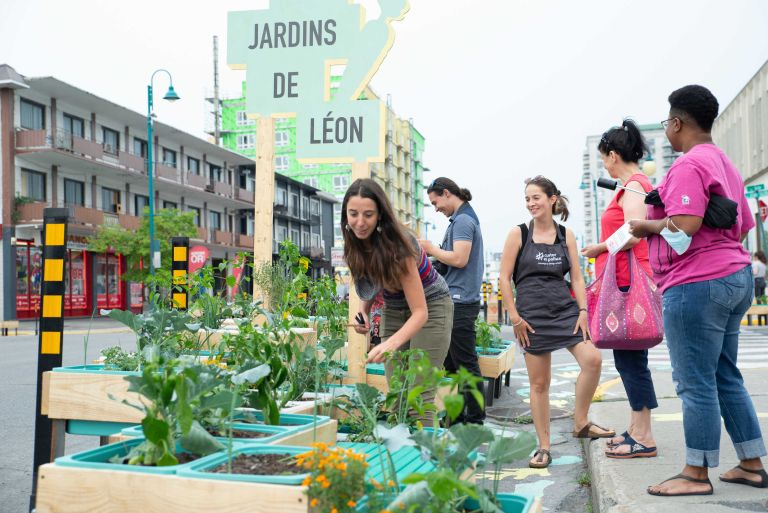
[585,250,663,350]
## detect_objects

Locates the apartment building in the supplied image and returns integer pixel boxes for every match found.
[0,65,334,320]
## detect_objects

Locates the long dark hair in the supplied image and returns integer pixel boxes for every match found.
[525,175,569,221]
[756,251,767,264]
[426,177,472,201]
[598,119,648,164]
[342,178,417,290]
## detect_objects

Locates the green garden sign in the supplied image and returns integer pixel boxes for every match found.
[228,0,409,162]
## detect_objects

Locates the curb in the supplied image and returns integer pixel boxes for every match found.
[12,328,133,336]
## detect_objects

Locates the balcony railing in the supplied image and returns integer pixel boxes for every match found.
[236,233,254,248]
[186,172,207,189]
[213,229,232,246]
[119,152,146,174]
[15,201,46,223]
[156,163,178,181]
[213,181,232,197]
[194,227,208,240]
[236,187,253,202]
[119,214,142,231]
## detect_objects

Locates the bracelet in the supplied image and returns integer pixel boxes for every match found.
[579,308,587,313]
[512,318,524,327]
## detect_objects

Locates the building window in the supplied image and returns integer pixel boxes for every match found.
[276,225,288,244]
[275,155,289,171]
[312,233,321,248]
[21,169,46,201]
[209,164,223,182]
[162,148,177,167]
[290,192,299,217]
[302,230,311,249]
[333,174,349,191]
[310,198,320,216]
[275,130,289,147]
[101,187,121,213]
[209,211,221,231]
[188,206,201,226]
[64,179,84,206]
[276,117,288,124]
[63,113,84,138]
[133,137,147,158]
[301,196,310,220]
[163,200,177,210]
[102,127,120,155]
[188,156,200,175]
[290,228,300,245]
[334,203,342,217]
[334,225,342,239]
[20,99,45,130]
[275,187,288,206]
[302,164,319,169]
[236,110,255,126]
[134,194,149,216]
[236,134,255,150]
[304,177,318,188]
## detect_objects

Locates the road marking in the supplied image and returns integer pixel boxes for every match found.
[593,377,622,402]
[477,468,551,481]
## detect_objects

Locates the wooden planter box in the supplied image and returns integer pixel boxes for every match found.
[36,464,311,513]
[477,345,515,379]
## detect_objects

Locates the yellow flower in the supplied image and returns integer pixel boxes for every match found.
[310,498,318,507]
[387,480,396,488]
[302,476,312,486]
[330,508,338,513]
[322,481,330,489]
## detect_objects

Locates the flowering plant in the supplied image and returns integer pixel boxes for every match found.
[298,443,368,513]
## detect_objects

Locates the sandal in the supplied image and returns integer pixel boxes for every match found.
[528,448,552,469]
[647,474,713,497]
[719,465,768,488]
[606,431,629,448]
[573,421,616,439]
[605,436,657,459]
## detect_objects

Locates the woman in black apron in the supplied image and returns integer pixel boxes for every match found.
[500,176,615,468]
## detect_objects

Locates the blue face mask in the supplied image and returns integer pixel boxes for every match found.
[660,227,692,255]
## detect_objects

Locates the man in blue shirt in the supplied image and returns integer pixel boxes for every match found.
[421,177,485,424]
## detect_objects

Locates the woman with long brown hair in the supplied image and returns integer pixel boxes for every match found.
[343,179,453,416]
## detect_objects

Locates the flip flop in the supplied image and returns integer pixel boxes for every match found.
[528,448,551,469]
[719,465,768,488]
[573,421,616,439]
[605,436,657,459]
[606,431,629,448]
[647,474,713,497]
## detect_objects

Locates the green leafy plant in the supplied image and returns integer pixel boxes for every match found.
[11,195,34,224]
[101,346,141,372]
[475,317,503,354]
[111,356,231,466]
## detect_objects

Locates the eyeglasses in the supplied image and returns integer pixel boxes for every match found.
[428,179,441,190]
[661,117,679,129]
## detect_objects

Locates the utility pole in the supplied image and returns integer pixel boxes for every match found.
[213,35,221,146]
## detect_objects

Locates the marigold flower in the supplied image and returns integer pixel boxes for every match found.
[347,500,357,507]
[330,508,338,513]
[310,498,318,507]
[322,481,330,489]
[302,476,312,486]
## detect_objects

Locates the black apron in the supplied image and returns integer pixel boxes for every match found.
[516,221,583,354]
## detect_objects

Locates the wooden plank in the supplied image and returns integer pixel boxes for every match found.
[272,419,338,447]
[478,353,505,378]
[41,371,51,415]
[36,464,309,513]
[346,160,370,384]
[45,371,145,423]
[253,116,275,269]
[746,304,768,315]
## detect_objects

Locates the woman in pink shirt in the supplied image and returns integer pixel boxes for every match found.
[631,85,766,496]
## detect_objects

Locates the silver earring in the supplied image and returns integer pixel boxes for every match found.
[345,224,351,231]
[376,225,382,233]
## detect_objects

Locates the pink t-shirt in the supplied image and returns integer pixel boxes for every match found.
[647,144,754,292]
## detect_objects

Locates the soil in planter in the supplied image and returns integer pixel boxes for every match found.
[208,453,303,475]
[238,418,307,426]
[206,427,273,439]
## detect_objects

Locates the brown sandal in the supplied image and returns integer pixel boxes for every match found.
[573,421,616,439]
[529,448,552,469]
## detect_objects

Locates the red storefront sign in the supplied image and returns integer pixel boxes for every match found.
[189,246,209,273]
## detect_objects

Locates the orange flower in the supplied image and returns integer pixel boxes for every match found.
[347,500,357,507]
[322,481,330,489]
[302,476,312,486]
[310,498,318,507]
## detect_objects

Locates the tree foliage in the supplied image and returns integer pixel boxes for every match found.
[87,208,198,283]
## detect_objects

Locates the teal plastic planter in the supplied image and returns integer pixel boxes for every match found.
[177,445,310,484]
[52,364,139,376]
[476,347,504,356]
[120,423,291,444]
[234,410,331,427]
[54,437,200,474]
[464,493,534,513]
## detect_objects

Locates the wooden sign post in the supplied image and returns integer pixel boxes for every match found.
[228,0,409,385]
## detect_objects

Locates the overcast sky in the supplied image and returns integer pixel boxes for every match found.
[2,0,767,251]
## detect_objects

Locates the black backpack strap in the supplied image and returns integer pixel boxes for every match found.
[512,223,528,284]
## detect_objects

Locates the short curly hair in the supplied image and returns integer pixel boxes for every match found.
[668,85,719,132]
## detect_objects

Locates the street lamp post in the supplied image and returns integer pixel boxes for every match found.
[146,69,180,276]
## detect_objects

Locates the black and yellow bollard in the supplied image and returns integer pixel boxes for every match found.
[171,237,189,310]
[482,281,488,321]
[497,278,503,325]
[30,208,69,510]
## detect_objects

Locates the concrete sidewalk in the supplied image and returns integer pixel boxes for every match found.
[584,367,768,513]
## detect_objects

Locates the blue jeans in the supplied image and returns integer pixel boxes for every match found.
[663,265,766,467]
